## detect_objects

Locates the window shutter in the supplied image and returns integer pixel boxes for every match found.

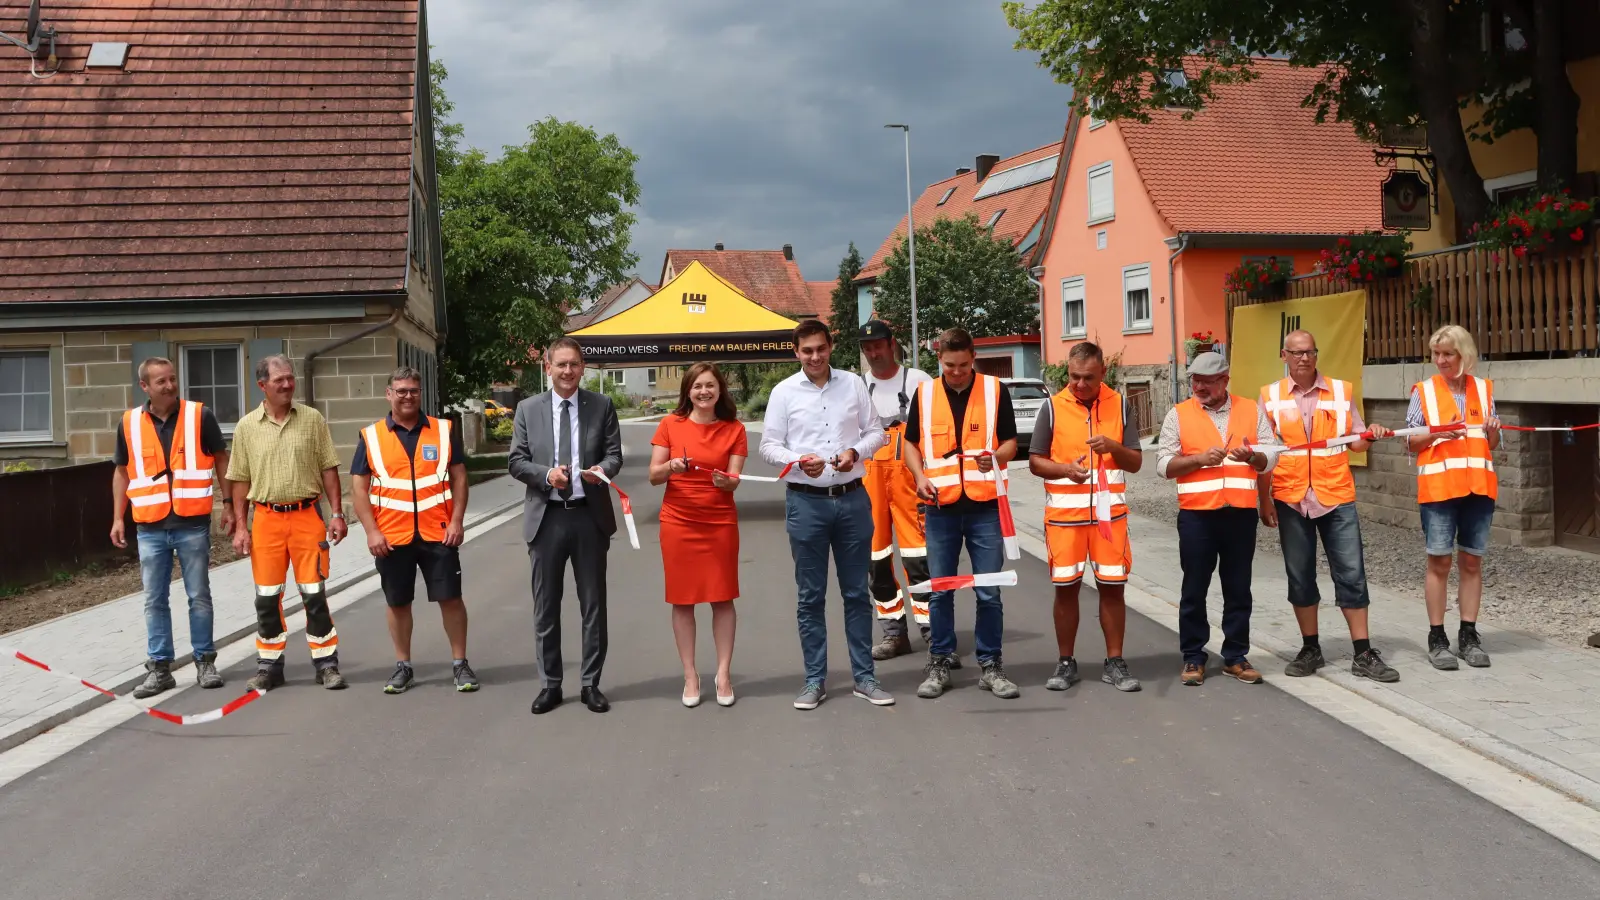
[245,338,285,411]
[129,341,172,405]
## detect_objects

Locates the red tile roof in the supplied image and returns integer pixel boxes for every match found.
[807,281,835,324]
[0,0,421,304]
[1118,59,1384,234]
[857,141,1062,282]
[660,249,822,319]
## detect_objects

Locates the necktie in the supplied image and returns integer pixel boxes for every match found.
[558,399,573,500]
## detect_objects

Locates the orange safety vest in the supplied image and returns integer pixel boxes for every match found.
[1414,374,1498,503]
[1174,395,1261,510]
[1259,376,1357,506]
[1042,384,1127,525]
[362,415,456,545]
[917,373,1002,505]
[121,401,216,523]
[869,367,914,462]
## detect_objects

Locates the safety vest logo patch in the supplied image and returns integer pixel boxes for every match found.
[422,444,438,461]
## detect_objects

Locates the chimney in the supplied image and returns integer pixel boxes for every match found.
[782,244,793,261]
[955,166,972,176]
[714,242,724,251]
[974,154,1000,182]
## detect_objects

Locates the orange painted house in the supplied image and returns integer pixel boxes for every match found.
[1030,59,1385,423]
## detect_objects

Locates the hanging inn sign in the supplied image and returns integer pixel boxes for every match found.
[1381,170,1432,231]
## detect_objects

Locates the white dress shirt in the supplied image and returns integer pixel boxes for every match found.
[760,368,887,486]
[547,389,585,500]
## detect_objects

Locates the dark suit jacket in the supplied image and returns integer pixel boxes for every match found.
[508,388,625,543]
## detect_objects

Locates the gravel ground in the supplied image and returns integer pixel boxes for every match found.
[1121,460,1600,648]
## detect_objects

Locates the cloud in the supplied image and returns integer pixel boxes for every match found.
[428,0,1070,286]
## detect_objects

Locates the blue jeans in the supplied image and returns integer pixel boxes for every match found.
[1421,493,1495,557]
[923,504,1005,664]
[786,487,875,686]
[1176,508,1256,666]
[136,524,215,662]
[1276,501,1370,609]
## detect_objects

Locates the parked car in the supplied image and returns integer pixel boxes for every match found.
[482,399,512,423]
[1002,377,1051,455]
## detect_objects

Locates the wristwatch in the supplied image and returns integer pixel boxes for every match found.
[330,512,346,520]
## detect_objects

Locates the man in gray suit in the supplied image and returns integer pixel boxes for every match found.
[509,337,624,714]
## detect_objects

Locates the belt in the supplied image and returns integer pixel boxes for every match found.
[255,498,317,513]
[787,480,864,498]
[548,496,589,509]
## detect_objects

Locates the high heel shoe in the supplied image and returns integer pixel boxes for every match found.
[715,678,735,707]
[682,692,702,708]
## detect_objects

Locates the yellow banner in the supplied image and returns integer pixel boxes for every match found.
[1230,290,1367,466]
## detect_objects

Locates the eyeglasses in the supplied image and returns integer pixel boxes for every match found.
[389,388,421,397]
[1284,349,1318,359]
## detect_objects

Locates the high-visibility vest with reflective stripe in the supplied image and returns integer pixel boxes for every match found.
[363,416,455,545]
[1043,384,1127,525]
[1174,395,1261,510]
[1414,374,1498,503]
[1259,377,1357,506]
[121,401,215,523]
[917,374,1001,505]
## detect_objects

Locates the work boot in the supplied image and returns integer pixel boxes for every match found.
[132,660,177,700]
[919,624,932,645]
[315,666,348,690]
[194,652,224,689]
[245,665,284,693]
[1456,628,1491,668]
[978,660,1021,699]
[1284,645,1326,677]
[916,655,953,699]
[1045,657,1080,691]
[1352,648,1400,683]
[871,632,913,661]
[1427,631,1459,671]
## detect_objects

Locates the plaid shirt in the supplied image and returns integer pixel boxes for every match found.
[226,402,340,503]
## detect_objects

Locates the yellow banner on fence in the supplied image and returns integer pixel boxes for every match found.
[1230,290,1368,466]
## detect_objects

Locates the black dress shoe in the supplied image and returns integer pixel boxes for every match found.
[530,687,563,715]
[581,686,610,713]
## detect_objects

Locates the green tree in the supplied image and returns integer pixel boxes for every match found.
[871,214,1039,346]
[828,242,864,368]
[1002,0,1583,230]
[430,63,641,407]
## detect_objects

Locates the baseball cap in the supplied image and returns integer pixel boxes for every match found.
[1188,351,1229,376]
[859,319,894,343]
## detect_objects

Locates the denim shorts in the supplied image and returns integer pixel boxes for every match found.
[1420,494,1495,557]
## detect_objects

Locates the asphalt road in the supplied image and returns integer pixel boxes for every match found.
[1,422,1596,899]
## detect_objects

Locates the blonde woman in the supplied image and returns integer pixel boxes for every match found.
[1406,325,1500,670]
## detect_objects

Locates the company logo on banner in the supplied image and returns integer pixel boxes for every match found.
[1230,290,1368,466]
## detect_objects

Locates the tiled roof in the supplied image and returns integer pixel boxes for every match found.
[857,141,1062,282]
[1118,59,1384,234]
[567,277,654,329]
[807,281,835,324]
[660,249,821,319]
[0,0,421,304]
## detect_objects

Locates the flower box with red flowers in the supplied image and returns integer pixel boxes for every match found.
[1225,256,1292,300]
[1472,189,1597,259]
[1315,230,1412,284]
[1184,330,1218,363]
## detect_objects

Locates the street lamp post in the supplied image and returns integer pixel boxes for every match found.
[885,124,918,365]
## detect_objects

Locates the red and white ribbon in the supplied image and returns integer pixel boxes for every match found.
[588,470,640,549]
[2,644,265,726]
[1094,458,1115,541]
[1500,423,1600,433]
[907,571,1019,594]
[960,450,1021,560]
[1247,423,1466,455]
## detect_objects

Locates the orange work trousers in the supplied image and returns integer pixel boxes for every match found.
[250,505,338,670]
[864,425,929,638]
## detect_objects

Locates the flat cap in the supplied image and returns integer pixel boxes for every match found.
[1188,351,1229,376]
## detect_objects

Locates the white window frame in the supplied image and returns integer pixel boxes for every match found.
[1060,276,1086,339]
[0,349,52,444]
[180,343,245,435]
[1087,162,1114,225]
[1122,264,1153,334]
[1087,96,1105,130]
[1483,168,1537,203]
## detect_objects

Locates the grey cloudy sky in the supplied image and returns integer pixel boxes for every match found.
[428,0,1071,287]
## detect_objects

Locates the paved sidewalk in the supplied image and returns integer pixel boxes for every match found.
[1003,464,1600,808]
[0,475,526,753]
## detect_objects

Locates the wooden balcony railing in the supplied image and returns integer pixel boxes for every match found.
[1226,242,1600,363]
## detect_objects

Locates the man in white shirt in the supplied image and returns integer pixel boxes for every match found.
[859,319,935,660]
[761,319,892,710]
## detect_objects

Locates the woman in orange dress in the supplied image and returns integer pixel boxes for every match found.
[649,363,747,708]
